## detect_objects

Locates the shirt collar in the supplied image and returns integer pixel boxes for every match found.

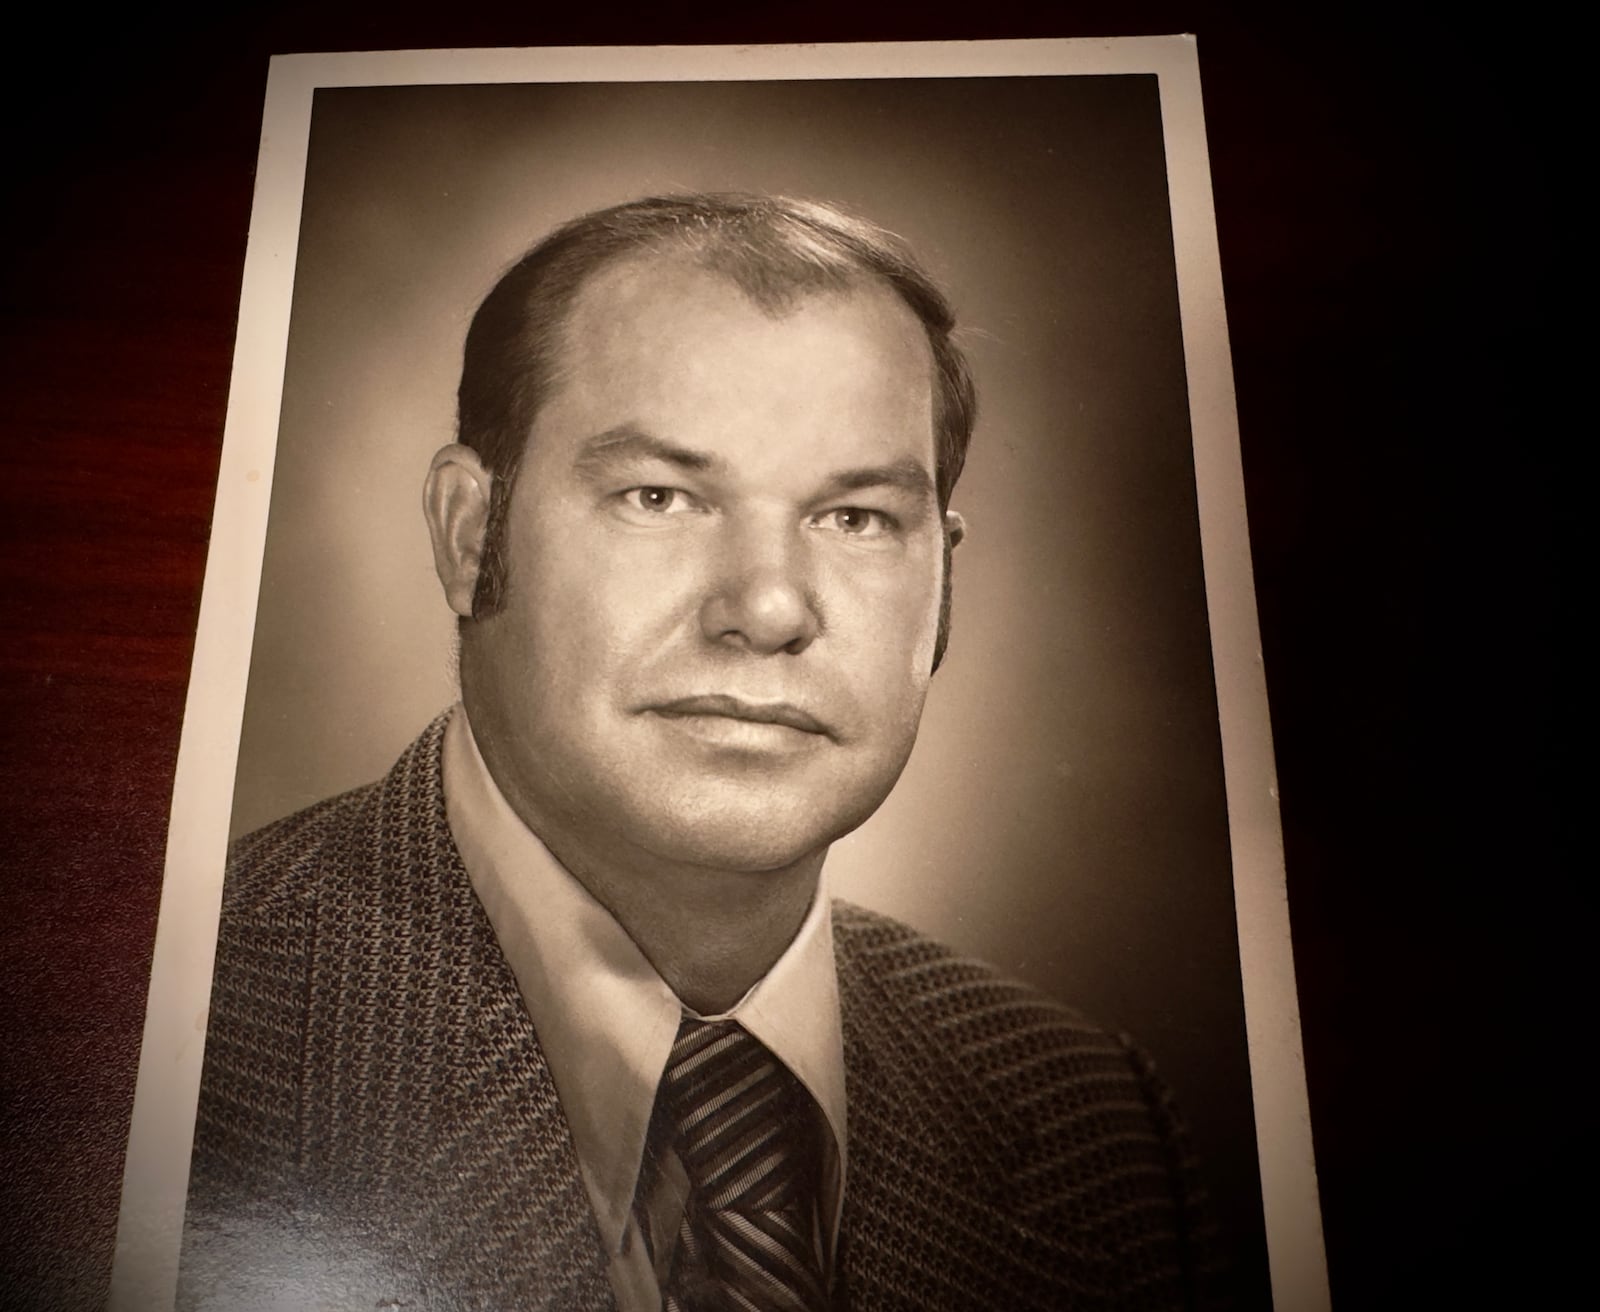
[440,705,847,1254]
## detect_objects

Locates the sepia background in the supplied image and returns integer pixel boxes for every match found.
[227,75,1266,1302]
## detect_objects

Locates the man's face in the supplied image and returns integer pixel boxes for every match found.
[462,256,949,876]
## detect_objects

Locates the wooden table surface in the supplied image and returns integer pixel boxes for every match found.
[0,11,1547,1309]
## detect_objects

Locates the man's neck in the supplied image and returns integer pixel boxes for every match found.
[462,707,825,1014]
[545,840,823,1015]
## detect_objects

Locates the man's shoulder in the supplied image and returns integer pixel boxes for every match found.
[224,784,375,907]
[831,899,1120,1048]
[829,899,1167,1171]
[223,713,453,917]
[830,901,1226,1310]
[830,898,1185,1153]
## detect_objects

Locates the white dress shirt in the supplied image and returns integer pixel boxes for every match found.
[441,706,847,1311]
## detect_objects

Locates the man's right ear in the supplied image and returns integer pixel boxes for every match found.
[423,444,494,619]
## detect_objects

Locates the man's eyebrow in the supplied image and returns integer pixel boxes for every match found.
[573,426,717,476]
[823,457,936,500]
[573,429,934,500]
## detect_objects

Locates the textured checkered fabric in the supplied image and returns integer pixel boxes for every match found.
[183,714,1230,1310]
[655,1019,828,1312]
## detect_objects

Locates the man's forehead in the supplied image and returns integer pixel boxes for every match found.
[556,250,930,375]
[533,254,939,485]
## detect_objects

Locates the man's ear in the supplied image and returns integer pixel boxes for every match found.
[931,508,966,675]
[423,444,494,618]
[945,509,967,549]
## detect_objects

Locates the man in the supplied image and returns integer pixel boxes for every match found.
[183,194,1222,1310]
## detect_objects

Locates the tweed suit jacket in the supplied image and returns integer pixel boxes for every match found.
[183,717,1224,1310]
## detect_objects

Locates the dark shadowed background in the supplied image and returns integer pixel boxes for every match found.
[0,9,1552,1312]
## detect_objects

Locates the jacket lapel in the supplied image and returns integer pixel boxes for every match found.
[834,904,1002,1311]
[301,719,615,1310]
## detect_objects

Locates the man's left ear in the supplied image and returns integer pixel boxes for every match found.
[931,508,966,675]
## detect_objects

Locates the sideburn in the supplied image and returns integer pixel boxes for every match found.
[470,472,517,619]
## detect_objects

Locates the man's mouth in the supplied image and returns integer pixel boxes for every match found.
[649,694,834,740]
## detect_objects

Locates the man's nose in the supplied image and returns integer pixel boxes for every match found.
[698,520,820,655]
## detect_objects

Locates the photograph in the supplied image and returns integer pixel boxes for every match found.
[110,40,1320,1312]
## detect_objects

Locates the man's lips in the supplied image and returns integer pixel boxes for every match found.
[648,694,834,739]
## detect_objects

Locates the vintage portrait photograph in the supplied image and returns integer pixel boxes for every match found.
[110,40,1320,1312]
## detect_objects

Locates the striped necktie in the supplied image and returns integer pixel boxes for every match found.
[653,1017,829,1312]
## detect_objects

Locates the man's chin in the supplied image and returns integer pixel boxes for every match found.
[630,792,874,877]
[627,739,917,875]
[648,823,835,878]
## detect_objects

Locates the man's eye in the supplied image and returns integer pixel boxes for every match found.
[626,487,686,513]
[816,507,894,537]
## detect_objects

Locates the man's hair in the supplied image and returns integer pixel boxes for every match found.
[458,192,977,625]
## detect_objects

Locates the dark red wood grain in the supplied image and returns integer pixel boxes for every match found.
[0,11,1546,1309]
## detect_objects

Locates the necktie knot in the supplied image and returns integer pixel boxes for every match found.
[661,1019,817,1211]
